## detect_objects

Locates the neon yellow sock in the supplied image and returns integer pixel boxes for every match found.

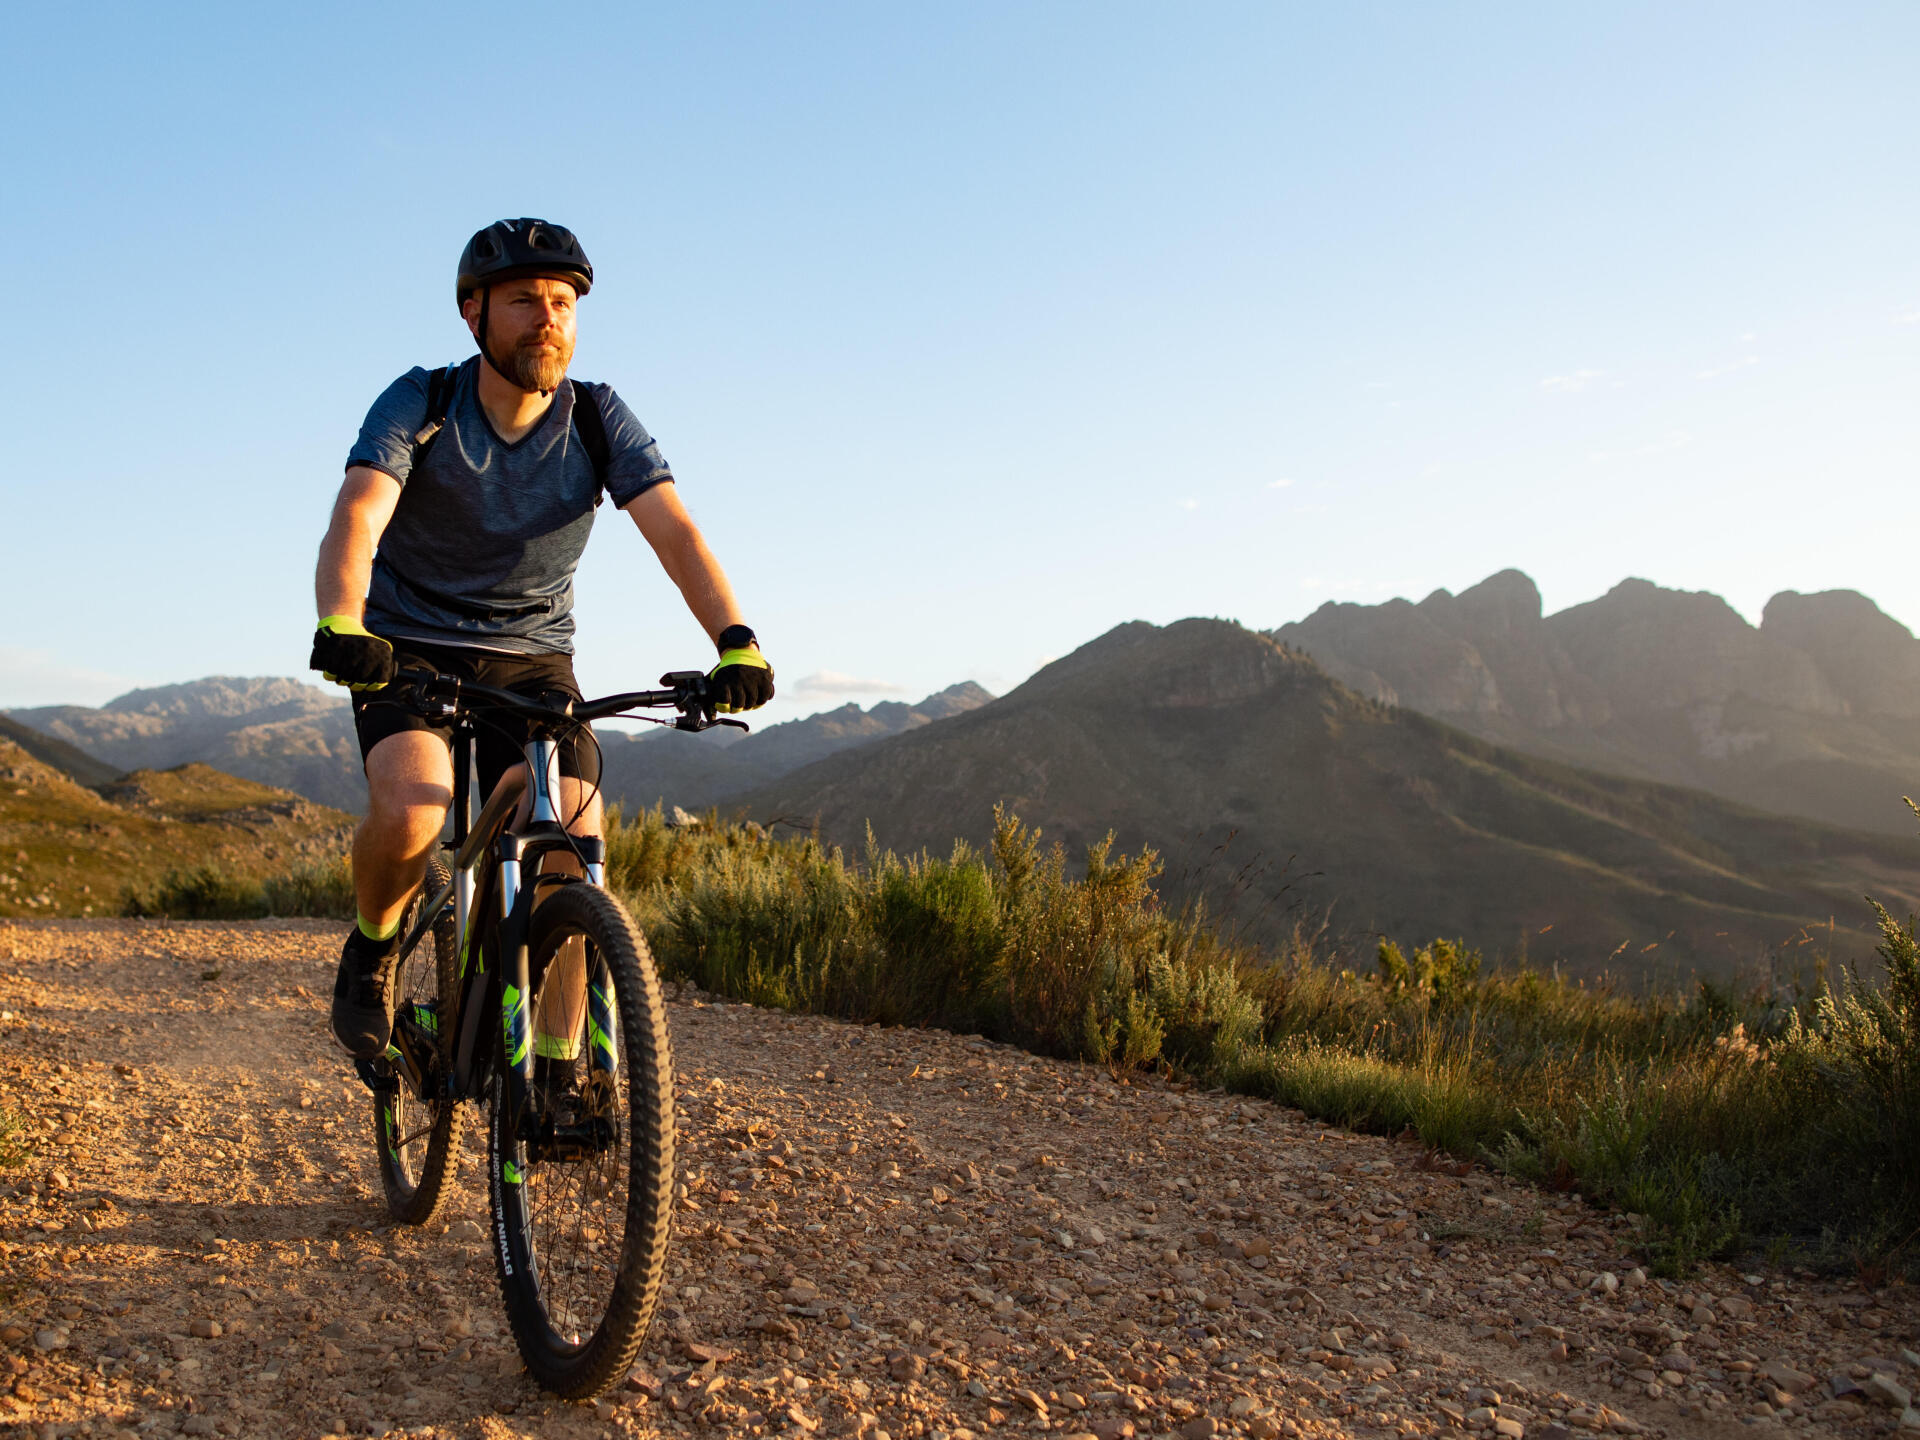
[356,911,401,942]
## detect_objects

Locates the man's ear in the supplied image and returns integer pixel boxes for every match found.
[460,294,482,339]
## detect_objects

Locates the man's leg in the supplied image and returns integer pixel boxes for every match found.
[354,730,456,932]
[331,731,453,1059]
[509,772,602,1064]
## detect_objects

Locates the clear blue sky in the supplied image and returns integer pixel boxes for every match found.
[4,3,1916,724]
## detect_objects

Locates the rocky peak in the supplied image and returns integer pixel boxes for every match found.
[1761,589,1920,719]
[1547,580,1840,714]
[103,676,343,720]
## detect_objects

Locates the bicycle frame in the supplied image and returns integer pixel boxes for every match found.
[366,665,740,1144]
[377,725,609,1148]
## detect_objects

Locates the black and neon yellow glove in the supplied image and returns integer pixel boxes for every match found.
[310,615,395,692]
[709,624,774,713]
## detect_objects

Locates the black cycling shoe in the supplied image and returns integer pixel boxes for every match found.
[330,928,400,1060]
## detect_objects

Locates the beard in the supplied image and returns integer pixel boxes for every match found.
[496,330,574,393]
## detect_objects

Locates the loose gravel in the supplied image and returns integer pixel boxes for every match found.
[1,920,1915,1440]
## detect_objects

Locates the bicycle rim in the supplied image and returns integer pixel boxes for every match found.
[488,884,675,1398]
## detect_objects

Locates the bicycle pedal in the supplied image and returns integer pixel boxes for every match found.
[354,1057,399,1094]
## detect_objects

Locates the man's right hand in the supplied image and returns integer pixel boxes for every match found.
[310,615,395,691]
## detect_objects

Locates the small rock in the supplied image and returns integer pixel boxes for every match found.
[1589,1272,1618,1295]
[1864,1374,1914,1410]
[448,1218,485,1242]
[182,1419,217,1436]
[1013,1387,1049,1415]
[1494,1420,1525,1440]
[32,1330,67,1352]
[189,1318,222,1339]
[1758,1360,1814,1395]
[1180,1419,1219,1440]
[888,1351,926,1382]
[1090,1422,1135,1440]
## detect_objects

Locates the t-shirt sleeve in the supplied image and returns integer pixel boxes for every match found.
[592,385,675,507]
[345,368,433,484]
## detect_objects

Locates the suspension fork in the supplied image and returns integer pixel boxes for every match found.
[497,832,535,1129]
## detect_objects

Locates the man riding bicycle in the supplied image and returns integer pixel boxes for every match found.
[311,217,773,1061]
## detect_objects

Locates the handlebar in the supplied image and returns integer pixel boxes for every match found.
[388,667,749,734]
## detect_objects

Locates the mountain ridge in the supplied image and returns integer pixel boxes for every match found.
[1273,571,1920,834]
[736,618,1917,977]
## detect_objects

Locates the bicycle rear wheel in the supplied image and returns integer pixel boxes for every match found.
[374,857,460,1226]
[487,883,675,1398]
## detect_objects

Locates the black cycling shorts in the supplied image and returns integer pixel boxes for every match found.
[351,639,602,807]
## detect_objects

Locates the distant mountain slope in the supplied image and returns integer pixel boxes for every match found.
[0,740,353,917]
[0,714,122,788]
[738,620,1917,978]
[10,677,364,811]
[597,682,993,815]
[7,676,997,816]
[1273,571,1920,835]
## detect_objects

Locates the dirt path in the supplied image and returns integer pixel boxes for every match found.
[1,921,1915,1440]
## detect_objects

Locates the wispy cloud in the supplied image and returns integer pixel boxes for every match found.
[1695,353,1759,380]
[791,670,909,699]
[1177,498,1199,511]
[1896,307,1920,326]
[0,646,137,708]
[1587,429,1692,464]
[1266,478,1294,490]
[1540,369,1605,393]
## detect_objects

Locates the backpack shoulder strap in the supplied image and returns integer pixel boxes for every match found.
[411,365,457,452]
[570,379,611,489]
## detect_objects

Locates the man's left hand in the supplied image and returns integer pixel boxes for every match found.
[709,631,774,713]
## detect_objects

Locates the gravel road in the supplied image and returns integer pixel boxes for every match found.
[1,920,1915,1440]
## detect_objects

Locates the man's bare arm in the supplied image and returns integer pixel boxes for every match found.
[623,483,751,645]
[316,466,404,618]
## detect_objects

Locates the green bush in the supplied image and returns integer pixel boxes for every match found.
[262,856,357,919]
[124,867,267,920]
[605,800,1920,1275]
[123,855,356,920]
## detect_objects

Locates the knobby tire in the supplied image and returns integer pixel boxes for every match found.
[487,883,676,1399]
[374,858,460,1226]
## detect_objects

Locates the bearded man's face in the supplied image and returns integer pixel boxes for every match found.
[464,276,578,393]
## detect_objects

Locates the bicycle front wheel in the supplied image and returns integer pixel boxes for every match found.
[487,883,676,1398]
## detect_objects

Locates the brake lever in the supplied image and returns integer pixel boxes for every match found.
[672,713,750,733]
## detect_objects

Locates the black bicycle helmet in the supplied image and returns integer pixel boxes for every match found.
[456,218,593,307]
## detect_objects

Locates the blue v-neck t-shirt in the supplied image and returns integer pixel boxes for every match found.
[345,357,674,655]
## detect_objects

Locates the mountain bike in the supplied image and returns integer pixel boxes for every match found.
[356,666,744,1398]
